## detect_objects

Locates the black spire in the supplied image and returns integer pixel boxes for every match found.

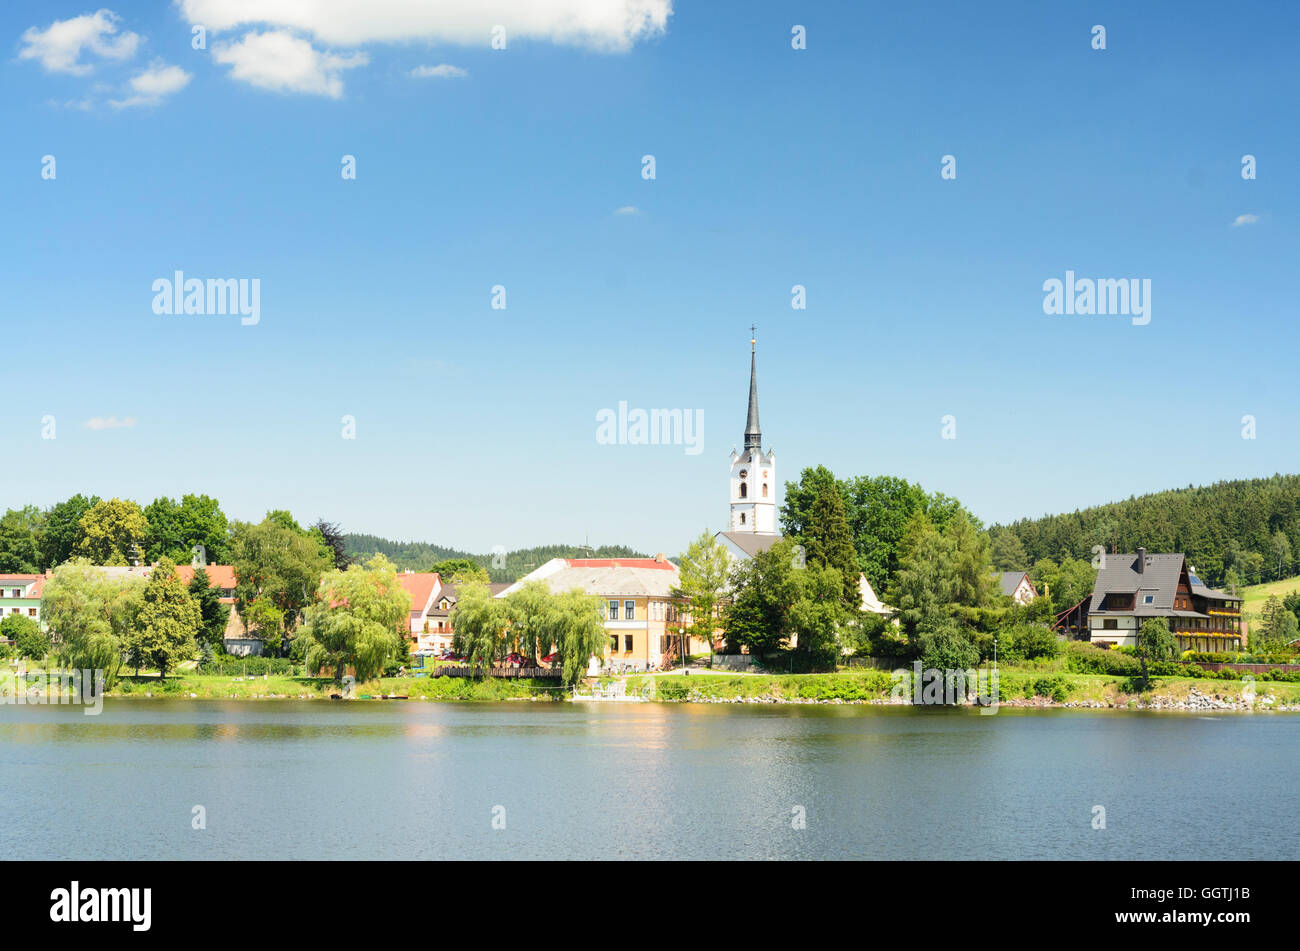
[744,328,761,454]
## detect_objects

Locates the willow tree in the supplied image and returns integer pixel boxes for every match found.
[545,589,607,686]
[40,559,143,689]
[451,582,512,667]
[299,555,410,683]
[451,583,605,686]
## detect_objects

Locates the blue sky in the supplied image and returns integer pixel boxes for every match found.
[2,0,1296,554]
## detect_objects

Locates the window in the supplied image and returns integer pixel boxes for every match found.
[1143,595,1154,605]
[28,609,36,617]
[608,600,619,620]
[1103,619,1118,630]
[624,600,635,620]
[739,482,747,498]
[610,636,619,652]
[740,513,746,525]
[762,483,768,497]
[624,634,633,652]
[9,589,18,599]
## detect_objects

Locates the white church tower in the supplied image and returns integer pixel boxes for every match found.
[728,331,776,534]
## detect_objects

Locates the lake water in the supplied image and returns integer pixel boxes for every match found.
[2,700,1296,860]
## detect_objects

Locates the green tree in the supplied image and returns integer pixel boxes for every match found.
[723,538,846,667]
[450,582,607,687]
[1255,595,1296,653]
[990,528,1028,572]
[230,514,334,648]
[886,513,958,638]
[916,615,980,672]
[944,510,997,608]
[1,614,50,660]
[430,558,490,584]
[128,559,201,678]
[188,566,231,652]
[39,494,100,570]
[0,506,44,573]
[242,597,286,651]
[1031,556,1096,612]
[40,559,142,688]
[671,530,731,665]
[801,474,861,609]
[725,540,801,659]
[299,555,410,682]
[540,588,608,687]
[1272,530,1293,581]
[787,562,848,668]
[1136,617,1175,689]
[75,498,149,565]
[144,494,230,565]
[450,581,512,667]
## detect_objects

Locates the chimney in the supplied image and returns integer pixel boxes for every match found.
[654,552,666,564]
[1136,547,1146,573]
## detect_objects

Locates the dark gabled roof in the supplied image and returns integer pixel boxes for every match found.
[1088,551,1185,613]
[1191,581,1241,603]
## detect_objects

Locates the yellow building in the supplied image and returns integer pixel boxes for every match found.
[497,555,687,670]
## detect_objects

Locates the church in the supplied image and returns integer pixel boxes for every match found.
[715,333,784,561]
[714,333,892,616]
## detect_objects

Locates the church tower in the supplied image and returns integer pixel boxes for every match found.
[729,331,776,533]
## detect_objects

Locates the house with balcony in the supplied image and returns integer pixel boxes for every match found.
[1087,548,1242,652]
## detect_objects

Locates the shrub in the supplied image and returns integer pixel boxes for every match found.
[1031,675,1070,702]
[1,614,49,660]
[1064,641,1140,676]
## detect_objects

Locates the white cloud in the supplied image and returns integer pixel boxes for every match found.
[1232,214,1260,227]
[176,0,671,52]
[613,205,639,215]
[410,64,467,79]
[110,62,192,108]
[212,30,368,98]
[19,9,140,75]
[84,416,137,430]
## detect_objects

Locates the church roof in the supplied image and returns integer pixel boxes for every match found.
[716,531,783,558]
[744,346,761,452]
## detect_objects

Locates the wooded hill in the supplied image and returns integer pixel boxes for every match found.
[991,474,1300,588]
[343,534,649,583]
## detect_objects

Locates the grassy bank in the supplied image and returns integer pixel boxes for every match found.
[93,673,566,701]
[11,664,1298,710]
[624,665,1300,709]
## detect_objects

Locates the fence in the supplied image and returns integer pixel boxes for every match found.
[710,655,758,672]
[1198,662,1300,675]
[433,666,563,679]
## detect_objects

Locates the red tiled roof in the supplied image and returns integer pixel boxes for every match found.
[173,565,238,590]
[565,558,674,570]
[398,572,440,616]
[0,574,44,597]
